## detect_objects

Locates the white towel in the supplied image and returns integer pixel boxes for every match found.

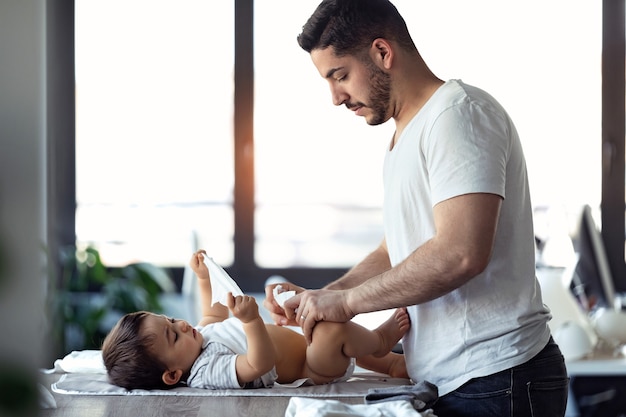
[203,254,245,306]
[285,397,437,417]
[42,350,106,374]
[273,285,296,308]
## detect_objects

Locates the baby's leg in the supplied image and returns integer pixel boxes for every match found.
[357,307,409,358]
[303,308,409,383]
[356,352,409,378]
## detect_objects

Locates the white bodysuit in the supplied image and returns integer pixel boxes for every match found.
[186,317,278,389]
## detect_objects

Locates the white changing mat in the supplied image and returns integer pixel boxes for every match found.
[47,349,412,397]
[51,372,411,398]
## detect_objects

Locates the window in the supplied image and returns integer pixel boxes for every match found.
[75,0,235,267]
[65,1,621,292]
[253,0,603,268]
[398,1,602,211]
[253,0,390,268]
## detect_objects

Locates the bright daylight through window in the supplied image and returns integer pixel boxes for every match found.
[76,1,601,269]
[75,0,235,267]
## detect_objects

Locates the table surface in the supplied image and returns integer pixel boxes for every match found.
[565,344,626,376]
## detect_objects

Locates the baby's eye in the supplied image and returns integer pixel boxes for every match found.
[169,318,178,342]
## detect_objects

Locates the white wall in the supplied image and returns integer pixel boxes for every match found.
[0,0,47,389]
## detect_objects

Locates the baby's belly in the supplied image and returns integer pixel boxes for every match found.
[265,324,307,383]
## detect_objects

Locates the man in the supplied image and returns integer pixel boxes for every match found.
[264,1,569,415]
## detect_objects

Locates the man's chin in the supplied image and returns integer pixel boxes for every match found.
[365,115,387,126]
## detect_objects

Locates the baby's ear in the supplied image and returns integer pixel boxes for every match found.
[162,369,183,386]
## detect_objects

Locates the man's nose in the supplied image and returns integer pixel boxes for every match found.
[330,86,348,106]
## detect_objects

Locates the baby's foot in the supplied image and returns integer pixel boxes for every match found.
[386,352,409,379]
[373,308,410,357]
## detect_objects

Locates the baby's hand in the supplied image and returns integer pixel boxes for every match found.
[189,250,210,280]
[227,293,261,324]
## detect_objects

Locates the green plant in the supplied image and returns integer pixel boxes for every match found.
[57,246,175,353]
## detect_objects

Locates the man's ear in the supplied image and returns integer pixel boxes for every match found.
[162,369,183,386]
[370,38,393,70]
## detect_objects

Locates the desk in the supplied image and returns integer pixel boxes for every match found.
[566,353,626,376]
[565,347,626,417]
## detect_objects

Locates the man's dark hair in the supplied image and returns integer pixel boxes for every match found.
[297,0,416,56]
[101,311,176,390]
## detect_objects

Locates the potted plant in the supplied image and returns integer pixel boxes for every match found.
[56,246,176,354]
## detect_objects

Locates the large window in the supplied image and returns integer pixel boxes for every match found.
[75,0,235,267]
[254,0,390,269]
[66,1,622,292]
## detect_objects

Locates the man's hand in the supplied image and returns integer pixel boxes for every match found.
[263,282,305,326]
[189,249,210,280]
[284,289,355,345]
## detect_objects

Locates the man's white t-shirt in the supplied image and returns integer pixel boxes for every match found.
[383,79,552,396]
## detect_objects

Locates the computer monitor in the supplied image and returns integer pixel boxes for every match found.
[570,204,617,312]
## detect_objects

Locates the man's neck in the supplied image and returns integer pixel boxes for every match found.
[390,75,444,149]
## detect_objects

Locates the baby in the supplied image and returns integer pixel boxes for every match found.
[102,250,409,390]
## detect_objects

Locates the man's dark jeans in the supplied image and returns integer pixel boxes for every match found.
[433,337,569,417]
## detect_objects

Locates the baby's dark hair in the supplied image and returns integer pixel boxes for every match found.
[101,311,174,390]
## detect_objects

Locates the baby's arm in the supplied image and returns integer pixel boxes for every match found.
[227,294,276,385]
[189,250,229,326]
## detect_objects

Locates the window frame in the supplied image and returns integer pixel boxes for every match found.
[601,0,626,292]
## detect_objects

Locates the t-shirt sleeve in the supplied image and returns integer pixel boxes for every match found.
[425,101,510,205]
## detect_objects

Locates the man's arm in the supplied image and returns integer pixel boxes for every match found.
[288,192,502,343]
[324,239,391,290]
[345,193,502,312]
[263,240,390,326]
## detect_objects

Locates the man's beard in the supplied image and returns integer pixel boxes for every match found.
[364,62,391,126]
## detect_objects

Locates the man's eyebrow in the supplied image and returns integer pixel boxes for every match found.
[325,67,343,79]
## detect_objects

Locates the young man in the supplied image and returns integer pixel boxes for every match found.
[264,1,569,415]
[101,250,408,390]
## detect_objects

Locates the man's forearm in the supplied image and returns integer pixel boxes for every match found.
[324,242,391,290]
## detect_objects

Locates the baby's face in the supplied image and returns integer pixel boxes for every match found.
[142,314,203,376]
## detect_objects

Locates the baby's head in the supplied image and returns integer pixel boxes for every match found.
[102,311,203,390]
